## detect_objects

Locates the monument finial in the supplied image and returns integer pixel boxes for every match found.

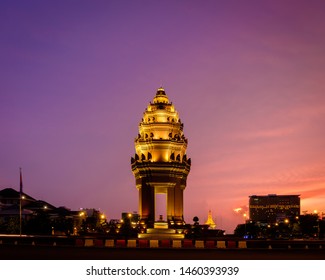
[157,86,165,93]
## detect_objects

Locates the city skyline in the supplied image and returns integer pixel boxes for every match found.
[1,1,325,233]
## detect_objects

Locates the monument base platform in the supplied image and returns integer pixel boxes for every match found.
[138,221,185,239]
[153,221,169,229]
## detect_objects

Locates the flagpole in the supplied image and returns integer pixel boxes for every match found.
[19,167,23,237]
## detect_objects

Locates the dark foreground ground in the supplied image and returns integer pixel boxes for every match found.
[1,245,325,260]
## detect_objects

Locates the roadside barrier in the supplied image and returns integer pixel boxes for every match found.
[150,240,159,248]
[84,239,94,247]
[172,240,182,248]
[216,241,226,248]
[138,239,148,248]
[183,239,194,248]
[104,239,114,247]
[127,240,137,248]
[227,241,236,248]
[76,239,84,247]
[238,241,247,249]
[160,240,171,248]
[195,240,204,248]
[205,240,215,248]
[116,240,126,247]
[94,239,104,247]
[2,237,325,250]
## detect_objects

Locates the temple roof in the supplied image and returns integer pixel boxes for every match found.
[205,210,216,229]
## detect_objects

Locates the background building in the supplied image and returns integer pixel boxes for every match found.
[249,194,300,223]
[0,187,106,235]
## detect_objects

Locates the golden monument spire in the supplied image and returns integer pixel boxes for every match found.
[131,87,191,227]
[205,210,216,229]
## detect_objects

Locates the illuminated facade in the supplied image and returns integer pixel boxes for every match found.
[131,87,191,226]
[249,194,300,223]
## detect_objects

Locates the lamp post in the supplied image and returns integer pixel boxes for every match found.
[19,167,23,237]
[243,213,247,236]
[19,194,22,236]
[313,210,320,239]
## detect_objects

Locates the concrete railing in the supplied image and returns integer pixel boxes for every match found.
[1,236,325,250]
[72,239,325,249]
[75,238,247,249]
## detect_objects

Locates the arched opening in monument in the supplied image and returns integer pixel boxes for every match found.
[155,193,167,221]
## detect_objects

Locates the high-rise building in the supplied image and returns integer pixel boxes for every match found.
[131,87,191,226]
[249,194,300,223]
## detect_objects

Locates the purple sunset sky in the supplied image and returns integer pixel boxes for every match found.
[1,1,325,233]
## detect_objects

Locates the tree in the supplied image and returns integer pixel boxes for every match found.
[300,214,318,237]
[234,222,259,238]
[119,215,137,238]
[52,216,73,235]
[234,224,245,237]
[25,212,51,235]
[193,216,199,225]
[6,217,20,234]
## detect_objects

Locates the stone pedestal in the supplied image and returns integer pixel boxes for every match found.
[138,221,184,239]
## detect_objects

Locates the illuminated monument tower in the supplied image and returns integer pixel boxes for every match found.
[131,87,191,228]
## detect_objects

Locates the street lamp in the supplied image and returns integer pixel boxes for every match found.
[243,213,247,236]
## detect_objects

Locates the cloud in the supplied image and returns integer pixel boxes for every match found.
[236,125,299,141]
[233,205,249,215]
[299,187,325,200]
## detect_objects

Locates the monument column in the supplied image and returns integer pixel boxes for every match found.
[138,183,155,223]
[170,186,184,221]
[167,188,175,221]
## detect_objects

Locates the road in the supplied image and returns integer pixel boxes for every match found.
[1,245,325,260]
